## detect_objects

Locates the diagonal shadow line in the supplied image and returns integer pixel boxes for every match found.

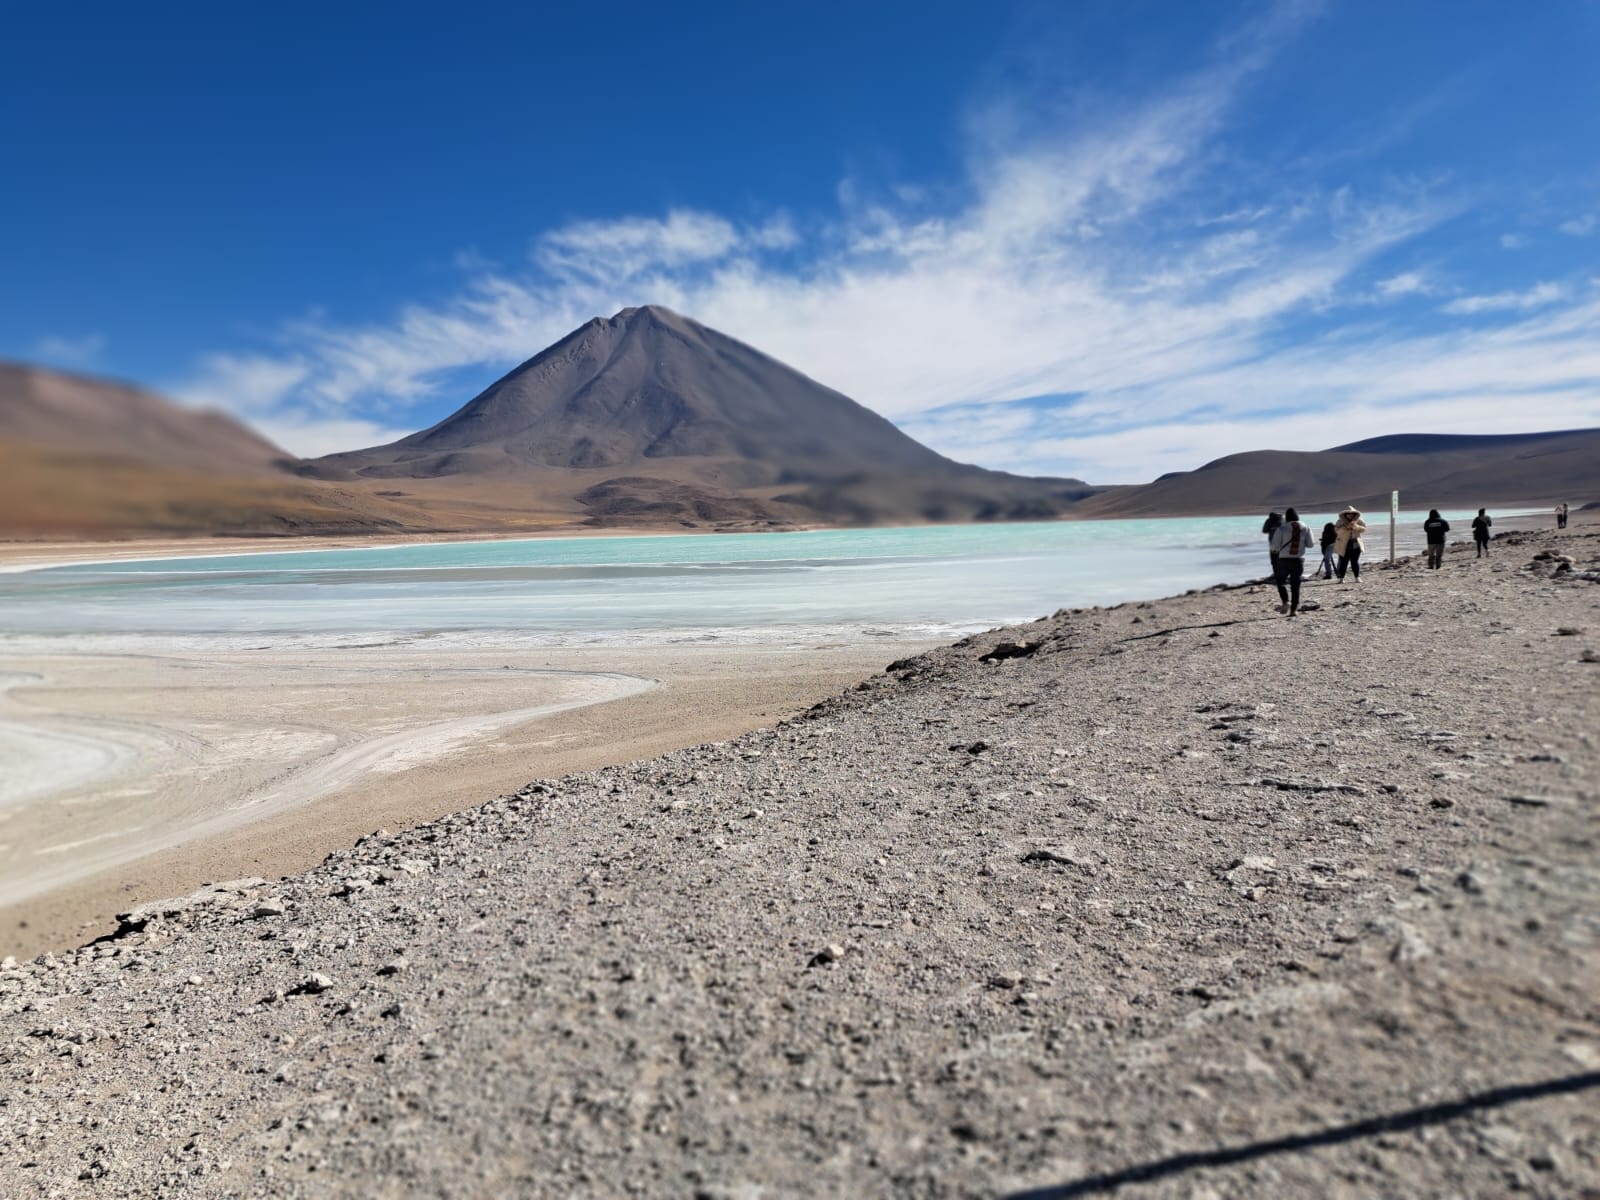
[1005,1072,1600,1199]
[1116,618,1262,644]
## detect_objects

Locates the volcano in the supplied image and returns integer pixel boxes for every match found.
[302,306,1097,527]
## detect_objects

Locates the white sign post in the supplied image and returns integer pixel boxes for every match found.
[1390,490,1399,563]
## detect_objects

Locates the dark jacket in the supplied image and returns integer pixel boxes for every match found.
[1423,517,1450,544]
[1472,514,1492,540]
[1320,524,1337,551]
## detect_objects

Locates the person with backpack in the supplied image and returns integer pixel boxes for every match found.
[1472,508,1492,557]
[1423,509,1450,569]
[1269,506,1313,616]
[1318,521,1338,579]
[1262,511,1283,576]
[1334,505,1367,581]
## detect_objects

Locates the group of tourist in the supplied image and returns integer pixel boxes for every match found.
[1260,504,1501,617]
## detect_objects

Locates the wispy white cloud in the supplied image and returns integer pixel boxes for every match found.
[33,333,106,367]
[1558,213,1596,237]
[1499,232,1528,249]
[1441,281,1566,315]
[1376,271,1429,297]
[178,353,309,414]
[249,414,415,459]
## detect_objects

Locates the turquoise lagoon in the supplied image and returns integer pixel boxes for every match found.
[0,511,1509,647]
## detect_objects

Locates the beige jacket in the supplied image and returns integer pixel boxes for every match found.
[1334,514,1366,554]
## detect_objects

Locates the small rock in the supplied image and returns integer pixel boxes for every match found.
[288,973,335,996]
[249,901,287,919]
[1391,925,1432,964]
[1022,846,1087,867]
[1552,627,1583,636]
[376,959,408,977]
[988,972,1023,990]
[979,640,1039,663]
[807,944,845,968]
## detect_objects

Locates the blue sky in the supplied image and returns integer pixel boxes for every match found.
[3,0,1598,482]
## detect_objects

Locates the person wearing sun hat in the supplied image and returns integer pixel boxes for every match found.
[1333,504,1367,581]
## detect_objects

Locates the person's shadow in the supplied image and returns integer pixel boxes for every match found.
[1005,1072,1600,1198]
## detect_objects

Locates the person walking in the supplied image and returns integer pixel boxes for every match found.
[1262,511,1283,578]
[1423,508,1450,569]
[1557,502,1569,529]
[1334,504,1367,581]
[1318,521,1338,579]
[1269,506,1313,616]
[1472,507,1492,557]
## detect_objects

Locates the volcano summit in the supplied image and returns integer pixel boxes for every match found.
[301,306,1097,528]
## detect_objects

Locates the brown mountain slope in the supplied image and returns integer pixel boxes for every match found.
[0,362,438,539]
[1080,428,1600,517]
[0,361,289,474]
[301,306,1097,527]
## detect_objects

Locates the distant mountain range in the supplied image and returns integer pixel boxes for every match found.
[2,308,1594,540]
[1080,428,1600,517]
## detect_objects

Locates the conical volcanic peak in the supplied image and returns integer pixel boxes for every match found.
[302,307,1098,527]
[310,306,953,480]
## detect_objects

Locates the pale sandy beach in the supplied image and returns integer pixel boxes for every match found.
[0,637,929,958]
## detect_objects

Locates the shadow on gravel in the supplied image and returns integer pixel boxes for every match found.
[1005,1072,1600,1198]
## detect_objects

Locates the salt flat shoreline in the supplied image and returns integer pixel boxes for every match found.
[0,640,930,958]
[1,521,1595,1197]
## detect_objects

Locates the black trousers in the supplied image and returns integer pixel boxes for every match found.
[1338,544,1362,579]
[1274,556,1305,609]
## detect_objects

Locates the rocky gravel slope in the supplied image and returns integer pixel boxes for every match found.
[3,525,1597,1198]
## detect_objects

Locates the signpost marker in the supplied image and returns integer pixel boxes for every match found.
[1391,490,1399,563]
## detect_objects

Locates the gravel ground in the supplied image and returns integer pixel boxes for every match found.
[2,524,1597,1199]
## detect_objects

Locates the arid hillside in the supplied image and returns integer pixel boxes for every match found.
[0,362,435,539]
[1082,427,1600,516]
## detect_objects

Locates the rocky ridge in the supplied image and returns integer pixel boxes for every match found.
[1,525,1597,1197]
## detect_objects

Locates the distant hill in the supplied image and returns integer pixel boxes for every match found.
[300,306,1097,528]
[1081,428,1600,517]
[0,361,289,475]
[0,362,432,539]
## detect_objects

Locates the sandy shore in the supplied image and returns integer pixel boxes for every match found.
[1,521,1595,1197]
[0,639,935,958]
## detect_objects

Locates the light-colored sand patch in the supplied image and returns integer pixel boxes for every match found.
[0,653,655,910]
[0,673,139,809]
[0,637,933,954]
[35,827,146,856]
